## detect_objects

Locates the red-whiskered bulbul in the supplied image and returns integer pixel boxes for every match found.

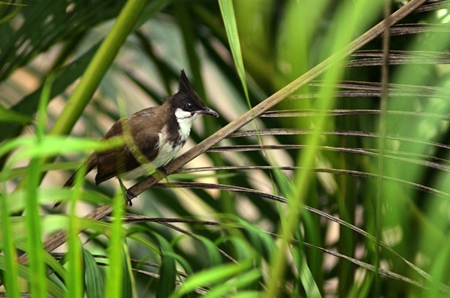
[63,70,219,205]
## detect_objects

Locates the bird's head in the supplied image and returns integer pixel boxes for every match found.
[169,70,219,121]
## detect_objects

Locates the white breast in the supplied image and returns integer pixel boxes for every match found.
[175,108,197,139]
[120,109,195,180]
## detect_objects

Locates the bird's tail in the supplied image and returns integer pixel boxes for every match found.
[64,168,82,188]
[54,158,96,207]
[64,160,96,188]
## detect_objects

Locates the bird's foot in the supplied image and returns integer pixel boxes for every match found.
[157,166,171,182]
[157,166,169,177]
[125,189,136,206]
[118,177,135,206]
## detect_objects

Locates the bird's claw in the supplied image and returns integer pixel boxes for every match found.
[125,189,136,206]
[157,166,169,177]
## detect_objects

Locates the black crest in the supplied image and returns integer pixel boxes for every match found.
[168,70,206,111]
[178,69,196,94]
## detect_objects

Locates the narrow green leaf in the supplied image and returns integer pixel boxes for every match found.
[242,221,276,264]
[104,191,126,298]
[14,240,68,289]
[218,0,249,105]
[0,135,123,165]
[67,182,83,298]
[154,234,177,297]
[0,256,66,298]
[0,180,20,298]
[215,236,255,262]
[122,243,137,298]
[171,261,252,298]
[0,161,81,182]
[23,76,54,298]
[290,248,322,298]
[195,235,222,267]
[83,249,104,298]
[2,189,110,214]
[204,269,261,298]
[0,106,33,124]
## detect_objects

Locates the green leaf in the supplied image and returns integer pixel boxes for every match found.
[121,243,134,298]
[0,255,66,298]
[171,261,252,298]
[0,161,80,182]
[0,182,21,298]
[83,249,104,298]
[104,191,126,298]
[218,0,250,105]
[195,235,222,267]
[236,218,276,262]
[24,78,53,297]
[67,180,83,298]
[290,247,322,298]
[203,269,261,298]
[0,135,123,165]
[153,233,177,297]
[0,106,33,124]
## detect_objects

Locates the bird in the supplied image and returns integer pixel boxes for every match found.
[63,70,219,206]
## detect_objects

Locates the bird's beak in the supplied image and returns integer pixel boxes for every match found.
[199,107,220,118]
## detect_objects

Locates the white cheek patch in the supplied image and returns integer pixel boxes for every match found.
[175,108,192,120]
[175,108,194,140]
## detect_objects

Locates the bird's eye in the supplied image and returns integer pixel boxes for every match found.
[185,102,194,111]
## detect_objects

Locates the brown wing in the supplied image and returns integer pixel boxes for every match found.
[94,107,164,184]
